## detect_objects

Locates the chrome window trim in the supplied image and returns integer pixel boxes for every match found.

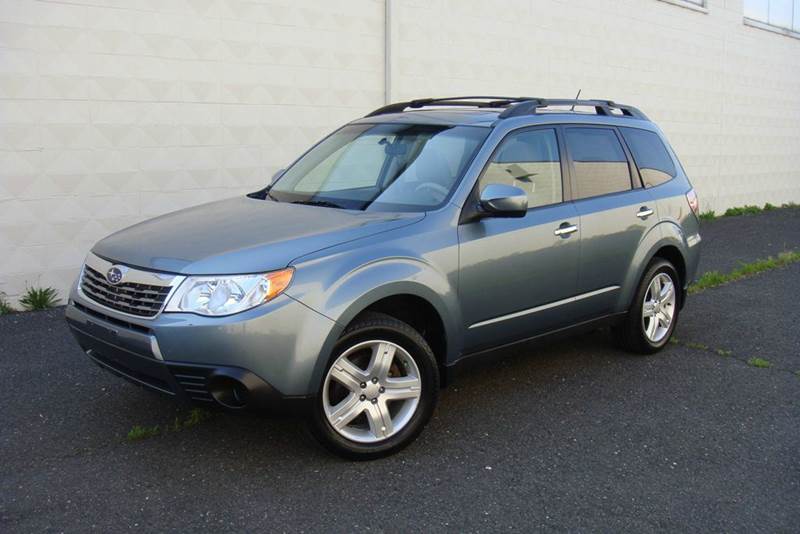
[76,252,185,321]
[468,286,620,329]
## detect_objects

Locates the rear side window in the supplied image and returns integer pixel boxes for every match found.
[565,128,632,200]
[480,128,563,209]
[620,128,676,188]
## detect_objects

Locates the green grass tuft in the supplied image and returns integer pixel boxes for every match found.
[698,210,716,221]
[127,425,160,441]
[19,286,60,310]
[747,357,772,369]
[685,341,709,351]
[171,408,212,431]
[715,348,732,357]
[131,409,213,441]
[724,205,762,217]
[689,251,800,294]
[689,271,727,293]
[0,293,14,315]
[702,202,797,219]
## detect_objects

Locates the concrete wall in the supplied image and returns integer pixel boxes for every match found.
[1,0,799,305]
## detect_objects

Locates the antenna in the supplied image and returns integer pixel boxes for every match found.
[570,89,582,111]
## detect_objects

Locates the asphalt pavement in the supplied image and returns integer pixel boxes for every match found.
[1,208,798,533]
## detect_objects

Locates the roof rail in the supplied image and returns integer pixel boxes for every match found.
[498,99,648,120]
[364,96,535,117]
[365,96,648,121]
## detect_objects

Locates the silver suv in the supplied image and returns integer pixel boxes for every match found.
[66,97,702,459]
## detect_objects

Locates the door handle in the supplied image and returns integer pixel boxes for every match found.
[637,207,654,219]
[554,223,578,237]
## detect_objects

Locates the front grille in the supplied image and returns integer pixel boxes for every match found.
[80,265,172,318]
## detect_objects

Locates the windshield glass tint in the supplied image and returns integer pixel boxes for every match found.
[269,123,489,211]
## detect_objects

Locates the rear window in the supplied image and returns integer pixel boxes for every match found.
[565,127,632,200]
[620,127,676,188]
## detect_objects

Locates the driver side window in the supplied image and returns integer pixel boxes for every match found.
[480,128,563,209]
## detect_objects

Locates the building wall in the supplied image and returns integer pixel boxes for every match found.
[0,0,798,305]
[0,0,386,304]
[392,0,800,210]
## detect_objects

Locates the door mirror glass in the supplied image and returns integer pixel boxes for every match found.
[479,184,528,217]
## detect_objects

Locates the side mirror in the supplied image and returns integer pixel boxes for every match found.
[479,184,528,218]
[270,168,285,185]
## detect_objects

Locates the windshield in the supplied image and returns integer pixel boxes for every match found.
[268,123,489,211]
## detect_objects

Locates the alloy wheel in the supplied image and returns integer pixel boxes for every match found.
[641,272,676,343]
[322,340,422,443]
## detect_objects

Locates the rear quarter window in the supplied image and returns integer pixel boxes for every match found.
[620,128,676,188]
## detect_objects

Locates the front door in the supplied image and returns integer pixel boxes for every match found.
[458,127,581,353]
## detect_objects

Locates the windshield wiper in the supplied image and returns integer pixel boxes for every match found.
[292,199,344,209]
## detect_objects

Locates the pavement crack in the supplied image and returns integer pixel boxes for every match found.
[669,337,798,377]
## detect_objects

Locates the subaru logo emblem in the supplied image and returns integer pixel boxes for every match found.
[106,266,124,285]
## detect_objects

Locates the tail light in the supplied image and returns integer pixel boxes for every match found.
[686,188,699,216]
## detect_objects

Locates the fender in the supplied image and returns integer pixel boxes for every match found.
[615,220,690,312]
[329,261,459,333]
[287,255,463,393]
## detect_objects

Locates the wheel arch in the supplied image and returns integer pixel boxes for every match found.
[300,259,462,393]
[617,221,690,313]
[351,294,448,370]
[651,245,686,289]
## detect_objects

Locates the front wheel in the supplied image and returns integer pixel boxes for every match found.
[308,312,439,460]
[614,259,681,354]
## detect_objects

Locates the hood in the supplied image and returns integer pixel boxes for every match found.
[92,196,424,275]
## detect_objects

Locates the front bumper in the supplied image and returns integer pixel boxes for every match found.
[66,286,342,412]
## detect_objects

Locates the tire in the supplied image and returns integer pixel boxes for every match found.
[308,312,439,460]
[614,259,681,354]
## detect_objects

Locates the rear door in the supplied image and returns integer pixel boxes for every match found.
[458,127,581,352]
[563,125,658,318]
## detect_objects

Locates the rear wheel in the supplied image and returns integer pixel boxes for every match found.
[309,312,439,460]
[614,259,680,354]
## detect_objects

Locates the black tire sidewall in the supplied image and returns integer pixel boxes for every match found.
[309,317,439,460]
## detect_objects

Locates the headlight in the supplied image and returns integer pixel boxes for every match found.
[165,268,293,316]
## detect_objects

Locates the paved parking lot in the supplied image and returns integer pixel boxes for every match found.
[1,209,798,532]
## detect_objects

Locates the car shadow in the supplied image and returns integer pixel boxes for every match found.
[111,328,632,467]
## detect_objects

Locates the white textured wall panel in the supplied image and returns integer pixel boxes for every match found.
[0,0,799,304]
[0,0,385,303]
